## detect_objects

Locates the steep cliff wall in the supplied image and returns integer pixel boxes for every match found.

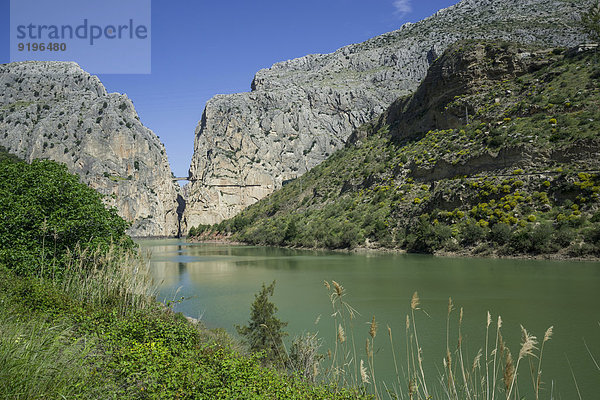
[183,0,591,231]
[0,61,180,237]
[188,42,600,258]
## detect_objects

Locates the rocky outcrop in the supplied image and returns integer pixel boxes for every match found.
[183,0,591,231]
[378,42,557,142]
[0,61,180,237]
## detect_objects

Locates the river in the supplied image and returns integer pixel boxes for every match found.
[138,238,600,398]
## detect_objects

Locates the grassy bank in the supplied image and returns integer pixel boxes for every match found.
[0,252,371,399]
[0,149,368,399]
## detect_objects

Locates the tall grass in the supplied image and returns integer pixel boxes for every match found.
[0,315,99,399]
[321,282,555,400]
[323,280,361,388]
[0,243,157,399]
[58,242,157,314]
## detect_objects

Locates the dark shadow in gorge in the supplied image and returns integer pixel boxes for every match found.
[176,194,186,238]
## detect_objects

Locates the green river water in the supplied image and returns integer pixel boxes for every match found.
[138,239,600,398]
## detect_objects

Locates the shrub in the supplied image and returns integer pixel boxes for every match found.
[406,216,450,254]
[0,157,132,277]
[490,223,511,245]
[553,226,574,247]
[584,223,600,245]
[460,219,487,246]
[508,223,554,254]
[530,222,555,253]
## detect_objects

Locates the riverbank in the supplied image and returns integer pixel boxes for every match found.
[142,238,600,399]
[186,234,600,262]
[0,149,370,399]
[0,258,371,399]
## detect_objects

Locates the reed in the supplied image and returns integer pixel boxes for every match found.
[322,281,555,400]
[324,280,361,388]
[58,242,157,315]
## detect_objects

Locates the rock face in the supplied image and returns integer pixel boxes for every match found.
[0,61,180,237]
[377,42,556,142]
[183,0,591,231]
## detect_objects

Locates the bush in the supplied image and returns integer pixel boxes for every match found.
[406,216,451,254]
[460,220,487,247]
[509,223,554,254]
[553,226,574,247]
[0,157,132,277]
[584,223,600,245]
[530,222,555,253]
[490,223,511,245]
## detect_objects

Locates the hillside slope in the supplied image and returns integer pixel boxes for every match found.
[183,0,592,231]
[189,42,600,259]
[0,61,181,237]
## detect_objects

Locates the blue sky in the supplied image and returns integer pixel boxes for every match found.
[1,0,459,177]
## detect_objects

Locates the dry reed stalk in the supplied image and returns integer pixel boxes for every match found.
[535,326,553,400]
[503,348,515,393]
[506,326,538,400]
[457,307,473,400]
[486,311,491,400]
[566,355,583,400]
[387,324,402,392]
[491,316,503,400]
[410,292,429,399]
[325,279,360,388]
[446,297,458,399]
[406,314,412,399]
[471,348,484,399]
[367,316,379,399]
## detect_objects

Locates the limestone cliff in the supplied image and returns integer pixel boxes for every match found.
[188,41,600,259]
[183,0,592,231]
[0,61,180,237]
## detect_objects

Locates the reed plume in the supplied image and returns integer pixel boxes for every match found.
[337,324,346,344]
[332,280,344,297]
[506,326,538,400]
[369,316,378,339]
[360,359,370,384]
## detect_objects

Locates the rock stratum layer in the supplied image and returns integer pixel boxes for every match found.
[0,61,180,237]
[183,0,591,231]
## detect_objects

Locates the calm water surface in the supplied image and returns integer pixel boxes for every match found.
[138,239,600,398]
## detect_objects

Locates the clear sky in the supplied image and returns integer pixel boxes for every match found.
[0,0,459,177]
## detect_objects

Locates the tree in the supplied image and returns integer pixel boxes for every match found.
[236,281,288,367]
[582,0,600,42]
[0,155,132,277]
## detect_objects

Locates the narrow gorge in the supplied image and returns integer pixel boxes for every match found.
[0,0,593,238]
[182,0,591,233]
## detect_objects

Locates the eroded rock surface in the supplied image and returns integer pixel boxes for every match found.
[0,61,180,237]
[184,0,590,230]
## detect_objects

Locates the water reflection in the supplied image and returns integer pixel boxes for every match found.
[136,239,600,398]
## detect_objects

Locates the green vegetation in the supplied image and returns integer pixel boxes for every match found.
[189,44,600,259]
[582,0,600,41]
[0,148,368,399]
[0,153,132,277]
[236,281,289,368]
